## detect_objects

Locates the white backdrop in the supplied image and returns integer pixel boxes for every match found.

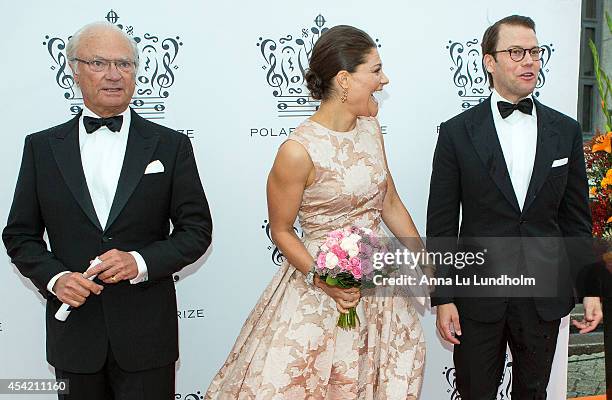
[0,1,580,399]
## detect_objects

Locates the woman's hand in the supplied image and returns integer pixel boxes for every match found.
[314,275,361,314]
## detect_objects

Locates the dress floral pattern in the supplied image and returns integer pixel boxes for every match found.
[205,117,425,399]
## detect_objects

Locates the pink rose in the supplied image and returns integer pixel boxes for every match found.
[325,237,338,249]
[317,252,327,269]
[329,230,344,240]
[339,259,350,270]
[352,265,363,279]
[349,257,362,279]
[331,245,347,260]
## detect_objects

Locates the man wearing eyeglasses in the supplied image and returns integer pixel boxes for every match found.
[2,21,212,400]
[427,15,602,399]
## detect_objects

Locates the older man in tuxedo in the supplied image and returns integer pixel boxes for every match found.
[3,21,212,400]
[428,15,602,399]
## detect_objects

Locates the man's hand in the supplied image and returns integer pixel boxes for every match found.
[53,273,103,308]
[436,303,462,344]
[572,297,603,334]
[84,249,138,284]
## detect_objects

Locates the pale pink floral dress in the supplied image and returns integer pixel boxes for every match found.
[205,117,425,399]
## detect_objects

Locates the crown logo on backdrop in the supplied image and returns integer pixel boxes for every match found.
[43,9,183,119]
[262,219,303,266]
[257,14,382,118]
[443,354,512,399]
[446,38,554,109]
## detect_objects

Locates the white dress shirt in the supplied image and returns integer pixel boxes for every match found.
[47,106,148,294]
[490,89,538,211]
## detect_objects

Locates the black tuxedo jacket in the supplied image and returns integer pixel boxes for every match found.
[427,97,595,322]
[3,109,212,373]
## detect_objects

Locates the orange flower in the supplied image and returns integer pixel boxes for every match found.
[590,186,598,196]
[593,132,612,153]
[602,169,612,188]
[608,216,612,223]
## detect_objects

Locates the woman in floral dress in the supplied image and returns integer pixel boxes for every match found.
[206,25,427,399]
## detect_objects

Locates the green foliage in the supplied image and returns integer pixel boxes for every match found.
[589,11,612,132]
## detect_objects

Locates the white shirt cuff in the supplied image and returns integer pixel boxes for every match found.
[47,271,71,295]
[129,251,148,284]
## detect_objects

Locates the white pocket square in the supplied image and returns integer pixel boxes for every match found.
[144,160,164,174]
[551,158,568,168]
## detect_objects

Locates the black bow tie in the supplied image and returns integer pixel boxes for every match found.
[83,115,123,134]
[497,98,533,119]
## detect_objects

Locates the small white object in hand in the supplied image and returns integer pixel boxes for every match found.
[54,257,102,322]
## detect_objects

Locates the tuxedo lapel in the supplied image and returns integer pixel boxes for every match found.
[521,100,560,214]
[104,110,159,233]
[49,113,103,231]
[466,97,521,213]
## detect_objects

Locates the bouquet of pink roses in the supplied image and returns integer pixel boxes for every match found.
[315,226,388,330]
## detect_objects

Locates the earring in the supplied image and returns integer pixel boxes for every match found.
[340,87,348,103]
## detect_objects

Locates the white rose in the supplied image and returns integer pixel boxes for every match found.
[325,253,339,269]
[340,236,359,251]
[347,245,359,258]
[348,233,361,242]
[339,238,352,251]
[340,235,361,258]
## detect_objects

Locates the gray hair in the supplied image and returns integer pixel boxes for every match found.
[66,21,139,73]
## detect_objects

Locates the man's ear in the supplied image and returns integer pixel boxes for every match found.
[483,54,496,75]
[70,65,79,86]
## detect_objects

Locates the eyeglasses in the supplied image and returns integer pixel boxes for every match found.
[491,47,545,62]
[72,58,136,73]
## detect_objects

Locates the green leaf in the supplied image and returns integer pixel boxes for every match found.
[589,37,612,128]
[325,276,338,286]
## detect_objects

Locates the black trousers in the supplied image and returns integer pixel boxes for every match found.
[55,343,175,400]
[453,298,561,400]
